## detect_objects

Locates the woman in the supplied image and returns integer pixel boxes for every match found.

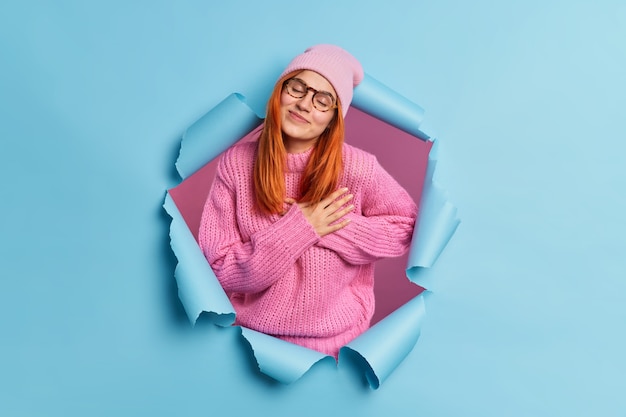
[199,44,417,358]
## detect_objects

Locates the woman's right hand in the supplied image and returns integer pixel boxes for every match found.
[285,188,354,237]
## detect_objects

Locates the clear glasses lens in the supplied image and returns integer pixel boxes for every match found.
[286,79,308,96]
[313,93,334,111]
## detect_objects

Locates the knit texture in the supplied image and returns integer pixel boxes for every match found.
[198,141,417,358]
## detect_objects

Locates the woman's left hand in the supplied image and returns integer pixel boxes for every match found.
[285,188,354,237]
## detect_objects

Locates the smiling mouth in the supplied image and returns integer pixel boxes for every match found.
[289,111,309,124]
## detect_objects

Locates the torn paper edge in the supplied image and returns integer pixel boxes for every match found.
[164,74,459,387]
[406,138,461,289]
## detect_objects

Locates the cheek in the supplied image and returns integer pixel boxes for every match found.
[313,113,334,131]
[279,97,292,121]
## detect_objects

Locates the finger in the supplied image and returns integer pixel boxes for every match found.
[326,204,354,224]
[324,193,354,214]
[284,197,296,204]
[321,218,351,236]
[321,187,349,207]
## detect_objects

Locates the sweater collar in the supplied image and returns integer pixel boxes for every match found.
[286,146,314,173]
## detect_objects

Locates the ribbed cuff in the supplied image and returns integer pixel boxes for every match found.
[258,203,320,262]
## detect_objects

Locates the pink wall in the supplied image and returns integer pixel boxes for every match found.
[169,107,431,324]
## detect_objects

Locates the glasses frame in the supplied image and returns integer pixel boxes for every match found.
[283,78,338,112]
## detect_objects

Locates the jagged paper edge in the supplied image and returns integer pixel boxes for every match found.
[165,75,459,387]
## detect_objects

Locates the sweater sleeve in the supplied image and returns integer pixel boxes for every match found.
[198,151,320,294]
[316,157,417,265]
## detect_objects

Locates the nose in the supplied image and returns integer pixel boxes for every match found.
[295,91,314,111]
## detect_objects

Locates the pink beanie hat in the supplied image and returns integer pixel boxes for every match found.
[280,44,364,117]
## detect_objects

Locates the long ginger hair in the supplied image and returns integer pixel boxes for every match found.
[254,71,345,214]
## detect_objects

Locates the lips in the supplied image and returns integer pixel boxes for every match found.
[288,110,309,124]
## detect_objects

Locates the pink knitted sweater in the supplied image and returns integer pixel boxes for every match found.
[198,141,417,357]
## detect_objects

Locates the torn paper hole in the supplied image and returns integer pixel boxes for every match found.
[164,78,459,389]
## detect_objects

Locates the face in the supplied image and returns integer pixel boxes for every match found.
[280,70,337,153]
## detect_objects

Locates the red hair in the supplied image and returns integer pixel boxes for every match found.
[254,71,345,214]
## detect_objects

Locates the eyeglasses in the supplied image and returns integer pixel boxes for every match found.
[283,78,337,112]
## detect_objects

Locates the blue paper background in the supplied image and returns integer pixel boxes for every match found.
[2,1,625,416]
